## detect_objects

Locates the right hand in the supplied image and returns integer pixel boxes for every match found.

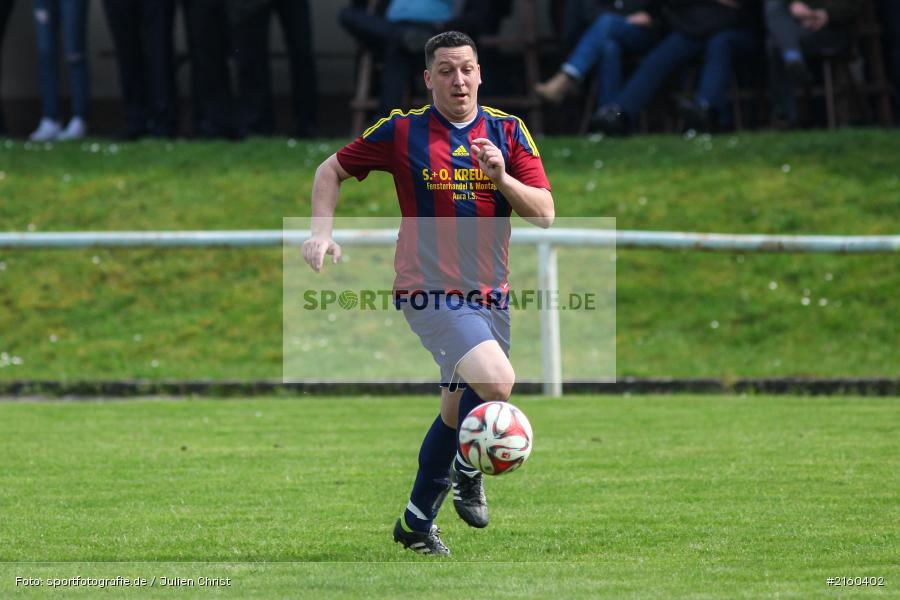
[302,234,342,273]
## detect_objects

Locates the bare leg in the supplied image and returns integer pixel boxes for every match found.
[456,340,515,402]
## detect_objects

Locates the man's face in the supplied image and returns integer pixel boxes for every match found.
[424,46,481,121]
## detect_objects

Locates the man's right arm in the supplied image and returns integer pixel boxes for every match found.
[302,154,353,273]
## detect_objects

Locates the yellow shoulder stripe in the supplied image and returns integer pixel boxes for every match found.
[362,105,431,139]
[482,106,540,157]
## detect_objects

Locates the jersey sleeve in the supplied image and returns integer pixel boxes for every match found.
[335,136,394,181]
[335,116,398,181]
[507,119,551,191]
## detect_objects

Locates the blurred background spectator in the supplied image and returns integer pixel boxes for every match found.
[555,0,608,51]
[764,0,860,127]
[102,0,177,139]
[592,0,760,135]
[875,0,899,125]
[183,0,234,138]
[0,0,13,136]
[535,0,661,109]
[29,0,90,141]
[339,0,511,117]
[228,0,317,138]
[0,0,895,137]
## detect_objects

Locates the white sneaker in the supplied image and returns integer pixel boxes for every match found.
[58,116,87,141]
[29,118,62,142]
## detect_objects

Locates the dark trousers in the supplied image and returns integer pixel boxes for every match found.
[613,28,758,127]
[102,0,177,137]
[764,0,850,122]
[876,0,900,122]
[273,0,316,137]
[563,12,658,107]
[183,0,234,138]
[230,0,317,137]
[764,0,849,56]
[0,0,14,134]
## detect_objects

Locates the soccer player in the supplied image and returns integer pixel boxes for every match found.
[302,31,554,555]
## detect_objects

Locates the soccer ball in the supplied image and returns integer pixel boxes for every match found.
[459,401,533,475]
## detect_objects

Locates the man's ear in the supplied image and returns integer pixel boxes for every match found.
[424,69,433,91]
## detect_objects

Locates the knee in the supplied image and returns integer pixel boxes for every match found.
[593,13,617,36]
[478,382,513,402]
[600,38,623,59]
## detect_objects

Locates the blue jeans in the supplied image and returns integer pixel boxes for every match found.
[562,12,657,107]
[33,0,89,120]
[613,28,758,127]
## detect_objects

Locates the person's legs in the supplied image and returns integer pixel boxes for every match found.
[0,0,14,134]
[611,32,703,121]
[60,0,89,121]
[230,2,274,136]
[563,12,630,81]
[274,0,317,137]
[103,0,146,135]
[767,35,796,123]
[452,338,514,474]
[141,0,177,136]
[877,0,900,121]
[764,0,805,57]
[446,338,514,529]
[400,387,460,534]
[399,296,514,540]
[455,340,515,403]
[537,13,655,105]
[338,5,393,50]
[565,13,657,79]
[595,21,657,106]
[184,0,233,138]
[33,0,60,122]
[695,28,759,128]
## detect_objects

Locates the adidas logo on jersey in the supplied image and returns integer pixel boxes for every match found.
[452,145,470,157]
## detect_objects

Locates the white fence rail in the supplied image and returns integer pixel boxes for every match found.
[1,229,899,252]
[2,229,898,396]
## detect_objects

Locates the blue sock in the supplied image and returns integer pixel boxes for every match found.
[403,415,456,532]
[454,387,484,474]
[783,49,803,64]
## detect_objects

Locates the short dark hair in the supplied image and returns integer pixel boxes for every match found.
[424,31,478,69]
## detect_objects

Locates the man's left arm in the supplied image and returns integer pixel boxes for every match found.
[471,137,555,228]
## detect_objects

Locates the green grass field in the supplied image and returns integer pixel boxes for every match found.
[1,130,898,381]
[1,395,897,598]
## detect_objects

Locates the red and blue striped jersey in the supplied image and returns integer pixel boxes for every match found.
[336,105,551,296]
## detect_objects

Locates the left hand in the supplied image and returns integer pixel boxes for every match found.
[470,137,506,185]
